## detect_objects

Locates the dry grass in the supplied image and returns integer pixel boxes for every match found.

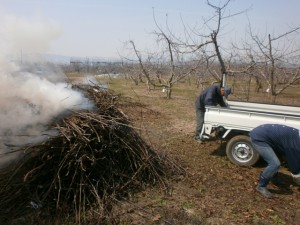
[99,76,300,225]
[9,73,297,225]
[0,85,183,225]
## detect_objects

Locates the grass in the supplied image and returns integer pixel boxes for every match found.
[97,75,299,103]
[65,70,300,106]
[60,73,300,225]
[270,215,286,225]
[94,77,198,133]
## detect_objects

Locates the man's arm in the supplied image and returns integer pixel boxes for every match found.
[218,96,227,107]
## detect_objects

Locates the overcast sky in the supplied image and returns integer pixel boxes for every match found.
[1,0,300,59]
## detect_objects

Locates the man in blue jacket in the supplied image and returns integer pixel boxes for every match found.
[249,124,300,198]
[194,85,231,143]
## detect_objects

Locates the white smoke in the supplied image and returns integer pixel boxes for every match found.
[0,11,94,166]
[0,11,62,58]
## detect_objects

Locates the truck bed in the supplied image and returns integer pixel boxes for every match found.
[228,101,300,116]
[204,101,300,133]
[202,100,300,166]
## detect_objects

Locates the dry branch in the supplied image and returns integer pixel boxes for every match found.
[0,84,180,224]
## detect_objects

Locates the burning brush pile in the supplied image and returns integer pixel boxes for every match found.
[0,85,177,224]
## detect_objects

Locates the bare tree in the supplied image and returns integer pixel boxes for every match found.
[129,38,201,99]
[178,0,249,87]
[125,0,300,104]
[248,26,300,103]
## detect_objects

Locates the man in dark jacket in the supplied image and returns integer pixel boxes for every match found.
[194,85,231,142]
[249,124,300,198]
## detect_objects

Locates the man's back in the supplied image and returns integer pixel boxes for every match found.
[195,85,225,110]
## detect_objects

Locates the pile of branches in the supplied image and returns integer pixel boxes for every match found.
[0,85,177,224]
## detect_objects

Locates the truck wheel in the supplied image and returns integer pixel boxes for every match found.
[226,135,260,166]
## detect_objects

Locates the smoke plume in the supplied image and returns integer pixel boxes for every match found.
[0,11,94,166]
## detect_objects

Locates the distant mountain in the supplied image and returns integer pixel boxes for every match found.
[44,54,71,64]
[44,54,122,64]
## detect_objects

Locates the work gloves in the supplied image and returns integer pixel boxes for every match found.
[291,172,300,185]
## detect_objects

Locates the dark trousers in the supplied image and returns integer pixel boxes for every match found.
[195,108,205,138]
[251,142,281,180]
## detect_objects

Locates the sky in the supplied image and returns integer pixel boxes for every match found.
[1,0,300,59]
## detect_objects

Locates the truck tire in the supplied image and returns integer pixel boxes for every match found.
[226,135,260,166]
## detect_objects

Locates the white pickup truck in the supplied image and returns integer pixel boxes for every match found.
[201,101,300,166]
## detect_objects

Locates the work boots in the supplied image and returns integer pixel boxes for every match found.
[256,175,274,198]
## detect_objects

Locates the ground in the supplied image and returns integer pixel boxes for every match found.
[111,88,300,225]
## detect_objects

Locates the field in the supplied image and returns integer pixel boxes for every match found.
[96,76,300,225]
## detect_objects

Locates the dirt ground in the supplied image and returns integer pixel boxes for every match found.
[113,93,300,225]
